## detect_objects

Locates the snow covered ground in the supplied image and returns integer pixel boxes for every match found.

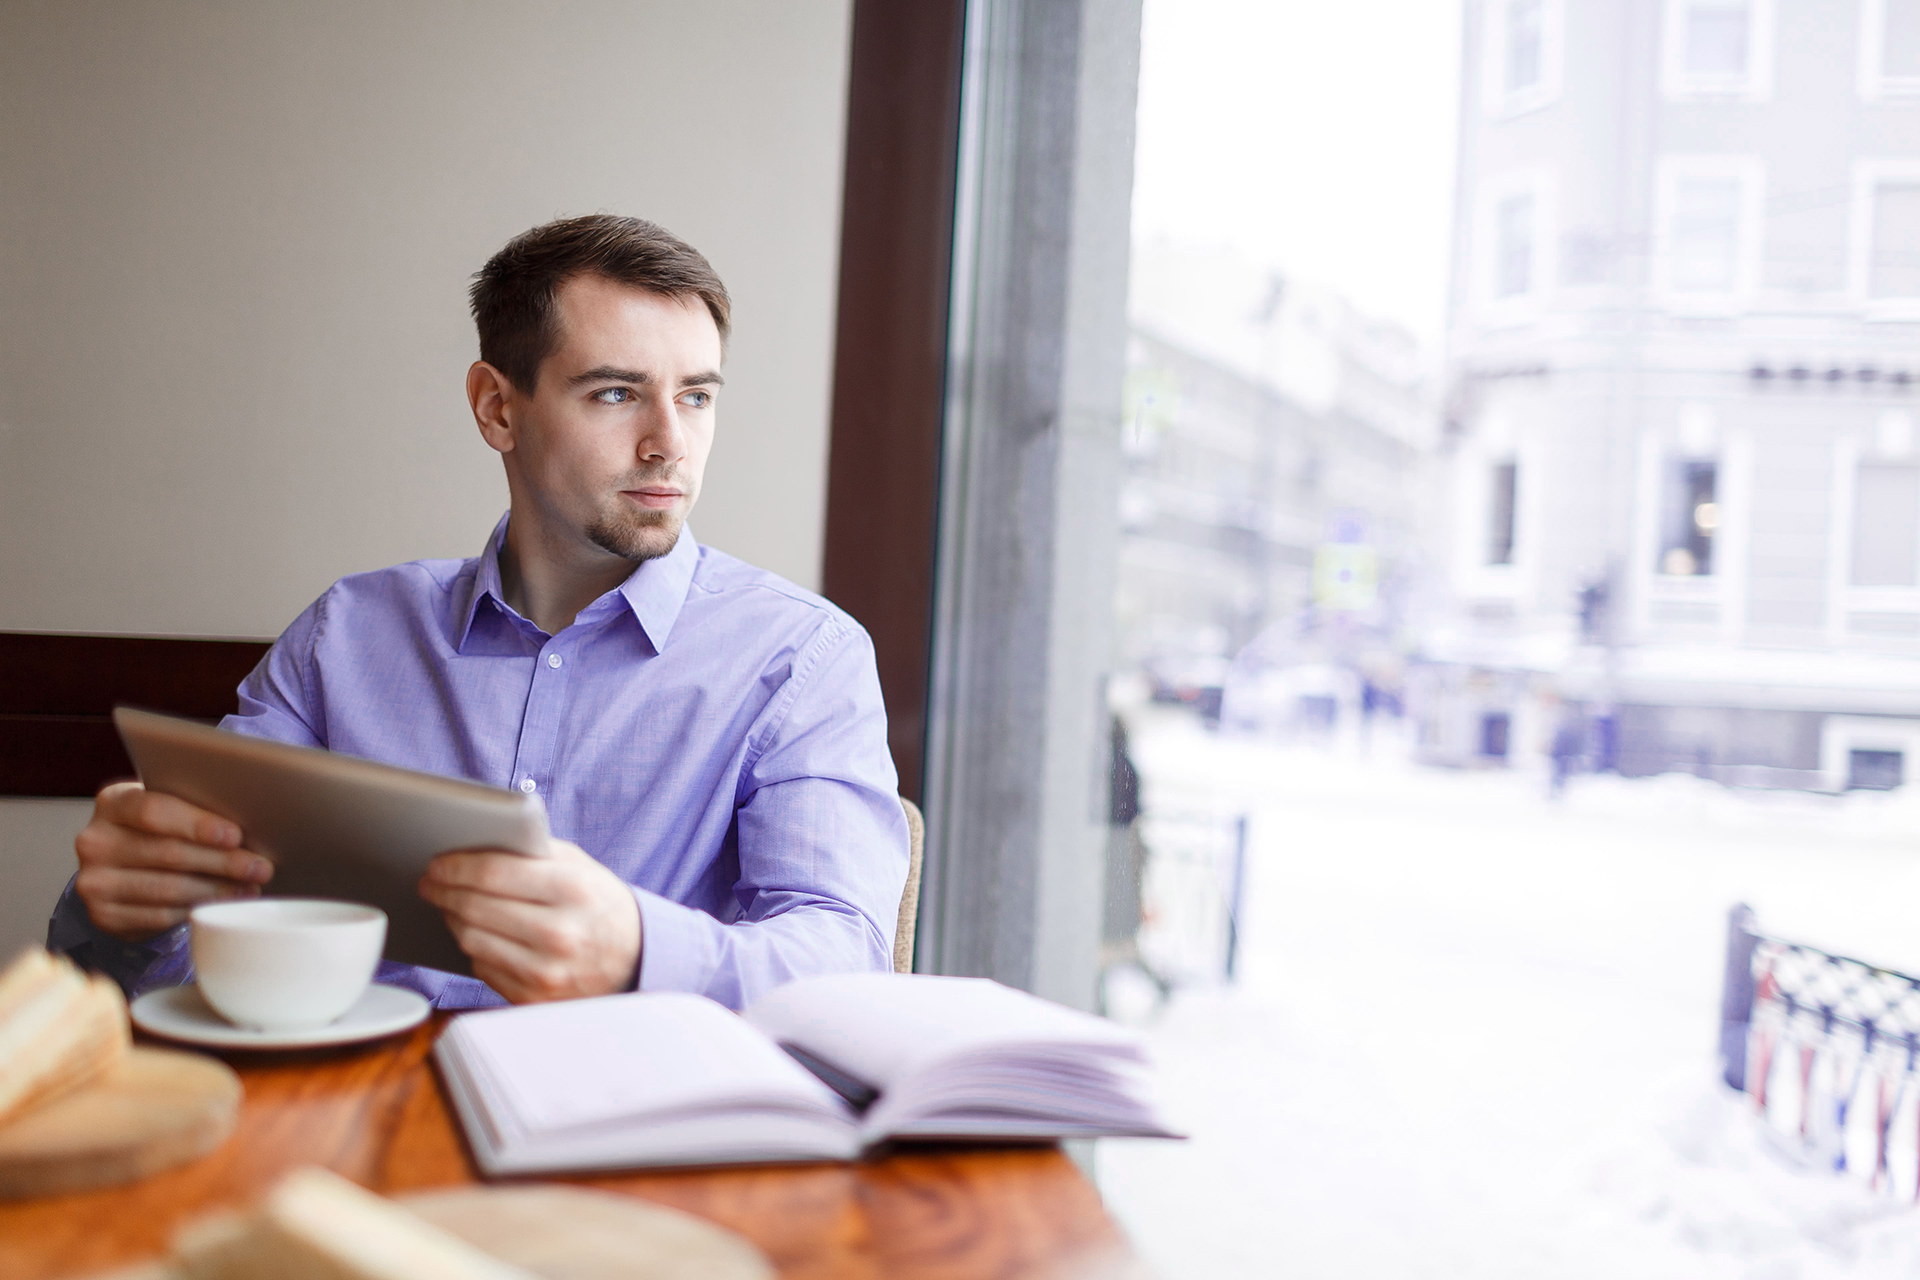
[1095,709,1920,1279]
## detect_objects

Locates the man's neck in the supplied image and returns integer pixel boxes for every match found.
[497,516,639,637]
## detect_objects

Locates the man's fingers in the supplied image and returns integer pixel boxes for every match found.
[422,882,584,957]
[95,782,242,849]
[423,850,571,904]
[79,828,272,883]
[84,901,194,938]
[441,918,560,1003]
[77,864,261,910]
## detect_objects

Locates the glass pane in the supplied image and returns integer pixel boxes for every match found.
[1850,465,1920,585]
[1505,0,1544,93]
[1670,177,1741,291]
[1685,2,1750,76]
[1488,460,1517,564]
[1658,459,1716,575]
[1871,182,1920,299]
[1884,0,1920,78]
[1102,2,1920,1274]
[1496,193,1533,296]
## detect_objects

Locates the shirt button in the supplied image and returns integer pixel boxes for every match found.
[547,653,563,669]
[518,778,537,793]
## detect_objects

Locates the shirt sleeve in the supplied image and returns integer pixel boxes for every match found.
[46,599,327,996]
[631,617,911,1010]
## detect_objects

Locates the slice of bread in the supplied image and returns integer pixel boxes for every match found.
[174,1167,535,1280]
[0,948,130,1126]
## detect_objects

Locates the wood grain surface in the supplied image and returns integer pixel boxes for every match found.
[0,1048,240,1200]
[0,1017,1138,1280]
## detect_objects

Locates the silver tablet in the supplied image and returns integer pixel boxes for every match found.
[114,706,549,977]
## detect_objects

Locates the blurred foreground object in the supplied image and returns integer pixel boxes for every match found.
[0,947,239,1198]
[0,947,128,1124]
[113,1166,775,1280]
[1720,904,1920,1194]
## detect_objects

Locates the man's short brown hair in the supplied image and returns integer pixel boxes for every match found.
[470,214,732,394]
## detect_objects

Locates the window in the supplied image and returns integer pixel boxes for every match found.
[1655,158,1761,303]
[1852,162,1920,312]
[1506,0,1544,94]
[1483,0,1561,116]
[1658,459,1717,576]
[1488,461,1518,565]
[1670,180,1742,291]
[1663,0,1773,99]
[1870,182,1920,300]
[1860,0,1920,99]
[1496,194,1534,298]
[1849,748,1905,790]
[1851,464,1920,586]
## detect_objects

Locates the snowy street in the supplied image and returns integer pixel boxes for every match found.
[1097,710,1920,1279]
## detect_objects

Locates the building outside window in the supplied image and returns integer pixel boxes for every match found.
[1664,0,1773,98]
[1658,458,1718,576]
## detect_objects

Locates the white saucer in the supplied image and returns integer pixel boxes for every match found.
[131,982,431,1049]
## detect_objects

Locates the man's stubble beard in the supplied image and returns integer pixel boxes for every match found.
[584,489,689,564]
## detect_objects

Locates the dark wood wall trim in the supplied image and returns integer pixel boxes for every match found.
[820,0,970,805]
[0,633,269,797]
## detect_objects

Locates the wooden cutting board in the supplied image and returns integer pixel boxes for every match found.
[399,1185,776,1280]
[0,1047,241,1199]
[72,1185,775,1280]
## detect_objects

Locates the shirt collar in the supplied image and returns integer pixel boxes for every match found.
[456,511,699,654]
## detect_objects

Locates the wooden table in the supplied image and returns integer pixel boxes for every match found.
[0,1017,1139,1279]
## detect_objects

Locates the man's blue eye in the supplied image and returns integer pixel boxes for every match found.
[682,391,711,409]
[594,388,632,404]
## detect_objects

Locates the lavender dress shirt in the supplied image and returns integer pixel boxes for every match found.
[48,515,909,1011]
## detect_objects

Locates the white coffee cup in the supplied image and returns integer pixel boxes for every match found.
[190,899,387,1032]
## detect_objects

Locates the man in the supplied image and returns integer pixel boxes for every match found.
[47,215,909,1010]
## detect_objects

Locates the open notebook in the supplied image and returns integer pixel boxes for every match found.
[434,972,1181,1175]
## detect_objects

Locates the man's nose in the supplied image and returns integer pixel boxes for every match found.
[637,394,688,463]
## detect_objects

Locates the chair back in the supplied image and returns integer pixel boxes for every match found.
[895,797,925,973]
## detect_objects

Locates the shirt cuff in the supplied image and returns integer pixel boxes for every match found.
[630,886,719,997]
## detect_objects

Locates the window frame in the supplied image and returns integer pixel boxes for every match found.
[1476,170,1555,323]
[1651,155,1765,312]
[1850,159,1920,318]
[1481,0,1564,119]
[1660,0,1775,102]
[1858,0,1920,101]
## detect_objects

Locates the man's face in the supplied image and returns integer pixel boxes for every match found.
[501,274,723,563]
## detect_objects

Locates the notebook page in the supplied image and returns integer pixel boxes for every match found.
[446,991,851,1136]
[741,973,1145,1089]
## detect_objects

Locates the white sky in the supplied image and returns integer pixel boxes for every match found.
[1131,0,1466,353]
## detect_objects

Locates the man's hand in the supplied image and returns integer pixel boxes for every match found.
[74,782,275,942]
[417,839,643,1004]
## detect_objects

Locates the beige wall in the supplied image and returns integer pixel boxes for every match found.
[0,0,852,952]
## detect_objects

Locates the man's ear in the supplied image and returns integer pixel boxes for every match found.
[467,361,519,455]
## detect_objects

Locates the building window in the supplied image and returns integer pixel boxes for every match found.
[1483,0,1562,116]
[1506,0,1544,94]
[1657,459,1717,576]
[1663,0,1772,99]
[1655,158,1761,302]
[1495,194,1535,298]
[1670,179,1742,291]
[1851,464,1920,586]
[1860,0,1920,99]
[1868,179,1920,301]
[1849,748,1905,791]
[1488,461,1518,566]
